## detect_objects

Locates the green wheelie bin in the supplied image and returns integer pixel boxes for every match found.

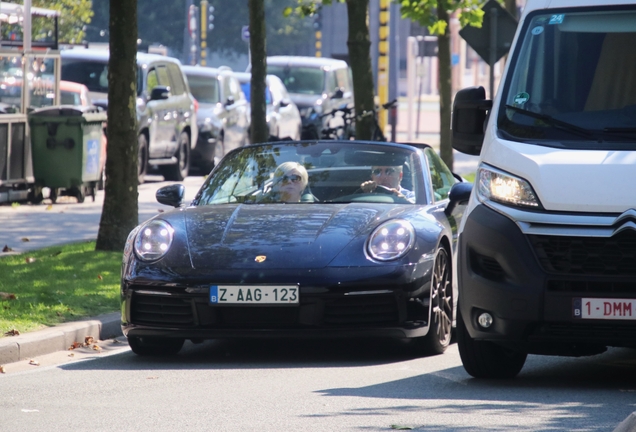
[28,105,107,203]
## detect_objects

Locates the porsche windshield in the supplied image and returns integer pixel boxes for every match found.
[498,7,636,147]
[193,142,422,205]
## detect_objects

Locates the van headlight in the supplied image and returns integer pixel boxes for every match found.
[367,220,415,261]
[134,220,174,261]
[477,166,541,208]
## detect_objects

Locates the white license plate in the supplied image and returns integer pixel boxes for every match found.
[209,285,299,305]
[573,298,636,320]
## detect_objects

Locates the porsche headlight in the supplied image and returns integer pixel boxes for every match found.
[133,220,174,261]
[367,220,415,261]
[477,166,541,209]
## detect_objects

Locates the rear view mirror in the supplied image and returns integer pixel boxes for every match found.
[451,86,492,156]
[332,88,344,99]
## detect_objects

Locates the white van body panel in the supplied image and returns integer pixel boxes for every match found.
[478,0,636,214]
[481,126,636,214]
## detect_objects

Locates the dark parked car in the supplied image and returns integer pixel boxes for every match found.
[120,140,472,356]
[256,56,354,139]
[61,48,198,182]
[181,65,250,174]
[234,72,302,141]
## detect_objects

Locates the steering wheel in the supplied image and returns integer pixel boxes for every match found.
[354,184,395,195]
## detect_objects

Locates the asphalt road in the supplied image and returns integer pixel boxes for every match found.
[0,337,635,431]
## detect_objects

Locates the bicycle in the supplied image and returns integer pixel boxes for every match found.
[357,98,398,142]
[319,103,356,140]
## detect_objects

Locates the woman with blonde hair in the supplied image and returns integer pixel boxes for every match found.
[270,161,309,202]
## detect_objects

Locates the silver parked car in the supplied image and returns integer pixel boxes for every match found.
[234,72,302,141]
[181,66,250,174]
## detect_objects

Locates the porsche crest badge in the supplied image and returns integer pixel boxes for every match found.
[255,255,266,263]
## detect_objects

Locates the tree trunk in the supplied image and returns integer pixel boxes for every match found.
[249,0,269,145]
[346,0,375,141]
[95,0,139,251]
[436,7,453,170]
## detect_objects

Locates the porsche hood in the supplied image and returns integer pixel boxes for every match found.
[180,204,407,269]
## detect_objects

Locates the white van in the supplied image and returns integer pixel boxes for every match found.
[452,0,636,378]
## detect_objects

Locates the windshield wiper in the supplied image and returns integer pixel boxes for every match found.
[505,104,595,138]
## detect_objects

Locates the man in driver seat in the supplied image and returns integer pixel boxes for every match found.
[360,165,415,202]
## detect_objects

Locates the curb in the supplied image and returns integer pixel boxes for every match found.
[0,312,122,365]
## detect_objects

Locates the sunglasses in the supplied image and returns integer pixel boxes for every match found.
[281,174,302,184]
[372,168,397,176]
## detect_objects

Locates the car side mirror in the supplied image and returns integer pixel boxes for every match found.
[280,98,290,108]
[149,85,171,101]
[332,88,344,99]
[444,181,473,216]
[225,95,235,106]
[451,86,492,156]
[156,184,185,208]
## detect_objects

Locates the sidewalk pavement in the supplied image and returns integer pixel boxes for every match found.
[0,312,121,365]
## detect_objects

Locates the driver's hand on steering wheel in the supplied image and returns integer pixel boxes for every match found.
[360,181,404,198]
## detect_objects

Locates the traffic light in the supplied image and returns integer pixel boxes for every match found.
[208,5,214,31]
[313,12,322,31]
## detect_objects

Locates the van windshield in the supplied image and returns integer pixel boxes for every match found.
[498,7,636,147]
[268,66,324,95]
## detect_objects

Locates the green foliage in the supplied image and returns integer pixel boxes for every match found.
[0,241,121,336]
[398,0,486,35]
[3,0,94,44]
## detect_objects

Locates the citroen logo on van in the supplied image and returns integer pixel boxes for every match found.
[612,209,636,235]
[255,255,267,263]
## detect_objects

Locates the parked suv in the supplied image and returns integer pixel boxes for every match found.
[180,66,250,173]
[258,56,353,139]
[61,48,197,182]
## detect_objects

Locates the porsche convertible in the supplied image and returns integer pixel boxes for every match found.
[120,140,472,356]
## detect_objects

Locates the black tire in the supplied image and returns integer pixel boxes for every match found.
[128,336,185,356]
[138,133,149,185]
[417,247,453,355]
[456,307,527,379]
[28,187,43,204]
[49,188,58,204]
[161,132,190,181]
[71,186,85,203]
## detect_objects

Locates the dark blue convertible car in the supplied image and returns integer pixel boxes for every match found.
[120,140,472,356]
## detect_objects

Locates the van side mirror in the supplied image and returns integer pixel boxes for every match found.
[444,181,473,216]
[156,184,185,208]
[332,88,344,99]
[150,86,171,101]
[451,86,492,156]
[225,95,235,106]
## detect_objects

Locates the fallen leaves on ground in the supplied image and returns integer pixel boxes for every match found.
[2,245,13,252]
[84,336,94,345]
[28,359,40,366]
[25,257,36,264]
[0,292,17,300]
[390,425,415,430]
[45,205,53,210]
[4,329,20,336]
[20,237,30,242]
[97,274,103,281]
[69,341,82,350]
[92,345,101,351]
[0,365,5,373]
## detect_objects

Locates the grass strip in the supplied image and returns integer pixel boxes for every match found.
[0,241,121,337]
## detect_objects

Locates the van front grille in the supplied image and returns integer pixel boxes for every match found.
[529,231,636,276]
